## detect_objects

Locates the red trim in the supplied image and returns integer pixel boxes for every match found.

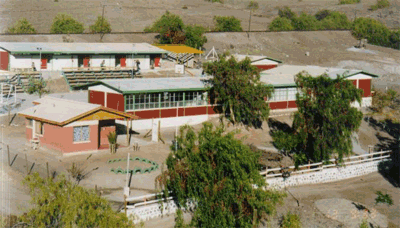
[254,65,277,70]
[89,91,105,106]
[358,79,371,97]
[161,108,177,118]
[0,52,9,71]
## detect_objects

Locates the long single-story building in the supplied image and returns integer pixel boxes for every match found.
[86,77,219,130]
[262,65,378,110]
[231,54,282,70]
[0,42,168,71]
[18,96,137,153]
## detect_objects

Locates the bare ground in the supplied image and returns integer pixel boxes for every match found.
[0,0,400,33]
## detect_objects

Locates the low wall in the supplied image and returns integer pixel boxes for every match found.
[266,159,388,190]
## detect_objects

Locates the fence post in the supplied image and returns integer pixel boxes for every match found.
[25,154,29,175]
[46,162,49,179]
[7,145,10,166]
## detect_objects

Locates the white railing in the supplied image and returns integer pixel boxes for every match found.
[261,150,392,179]
[123,150,392,223]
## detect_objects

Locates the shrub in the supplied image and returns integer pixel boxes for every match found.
[50,13,84,34]
[359,219,369,228]
[292,12,321,31]
[320,11,351,29]
[278,6,297,20]
[205,0,223,3]
[315,9,331,21]
[269,17,294,31]
[280,211,302,228]
[352,17,391,47]
[145,11,185,44]
[247,0,259,10]
[107,131,117,144]
[375,191,393,206]
[7,18,37,34]
[339,0,360,4]
[184,24,208,49]
[370,0,390,10]
[213,16,242,32]
[89,16,111,34]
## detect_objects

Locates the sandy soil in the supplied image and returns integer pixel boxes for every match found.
[0,0,399,34]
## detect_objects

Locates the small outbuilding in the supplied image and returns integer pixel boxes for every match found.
[18,96,137,153]
[231,54,282,70]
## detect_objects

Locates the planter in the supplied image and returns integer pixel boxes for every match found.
[110,143,116,154]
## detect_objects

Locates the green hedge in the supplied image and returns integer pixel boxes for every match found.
[107,157,159,174]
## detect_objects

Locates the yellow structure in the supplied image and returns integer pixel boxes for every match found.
[153,44,204,54]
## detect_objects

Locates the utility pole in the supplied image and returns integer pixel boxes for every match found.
[100,2,121,42]
[37,47,42,70]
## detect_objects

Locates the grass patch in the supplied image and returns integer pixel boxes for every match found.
[370,0,390,10]
[205,0,223,3]
[280,211,302,228]
[339,0,360,4]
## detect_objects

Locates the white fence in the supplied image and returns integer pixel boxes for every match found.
[123,150,392,224]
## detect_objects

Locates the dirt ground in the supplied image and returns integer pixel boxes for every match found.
[0,0,399,34]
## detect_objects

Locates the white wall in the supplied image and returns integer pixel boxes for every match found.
[127,54,150,70]
[51,55,76,71]
[116,114,210,130]
[91,55,114,67]
[346,73,374,80]
[10,55,40,69]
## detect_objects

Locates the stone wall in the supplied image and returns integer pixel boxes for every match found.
[266,159,388,190]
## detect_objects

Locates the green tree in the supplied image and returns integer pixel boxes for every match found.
[389,29,400,49]
[269,17,294,31]
[352,17,391,47]
[271,72,363,166]
[162,123,286,227]
[320,11,351,30]
[50,13,84,34]
[18,173,134,227]
[278,6,297,20]
[203,56,273,128]
[213,16,243,32]
[292,12,321,31]
[7,18,37,34]
[184,24,208,49]
[90,16,112,34]
[145,11,186,44]
[25,76,49,98]
[370,0,390,11]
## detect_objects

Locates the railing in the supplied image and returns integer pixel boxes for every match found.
[62,66,136,72]
[260,150,392,179]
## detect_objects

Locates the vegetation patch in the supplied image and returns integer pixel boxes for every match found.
[280,211,302,228]
[107,157,159,174]
[370,0,390,11]
[339,0,360,4]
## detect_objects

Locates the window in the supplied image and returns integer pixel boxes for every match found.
[272,88,288,101]
[27,119,33,128]
[35,121,44,135]
[126,95,134,111]
[288,88,297,101]
[73,126,90,142]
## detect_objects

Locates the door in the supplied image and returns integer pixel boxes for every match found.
[154,54,160,67]
[0,52,9,71]
[115,55,126,67]
[83,56,90,67]
[41,58,47,69]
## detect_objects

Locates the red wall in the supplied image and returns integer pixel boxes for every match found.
[99,125,115,146]
[359,79,371,97]
[288,101,297,108]
[0,52,9,71]
[155,56,161,67]
[269,101,288,110]
[132,110,160,119]
[37,123,99,153]
[185,107,207,116]
[161,108,178,118]
[89,90,105,106]
[254,65,277,70]
[107,93,124,112]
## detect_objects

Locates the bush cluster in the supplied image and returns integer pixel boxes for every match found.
[269,7,351,31]
[370,0,390,11]
[280,211,302,228]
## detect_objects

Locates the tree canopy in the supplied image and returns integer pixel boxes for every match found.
[25,76,49,98]
[213,16,243,32]
[144,11,186,44]
[89,16,112,34]
[271,72,363,166]
[278,6,297,21]
[292,12,321,31]
[7,18,37,34]
[18,173,134,227]
[50,13,85,34]
[162,123,286,227]
[351,17,391,47]
[203,56,273,128]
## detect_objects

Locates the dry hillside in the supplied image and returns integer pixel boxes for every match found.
[1,0,400,33]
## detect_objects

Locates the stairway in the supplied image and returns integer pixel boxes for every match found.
[0,72,42,96]
[166,53,194,64]
[63,68,136,90]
